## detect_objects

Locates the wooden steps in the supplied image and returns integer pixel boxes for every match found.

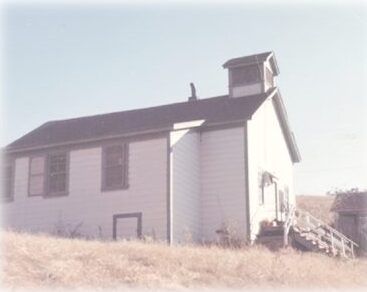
[256,207,358,259]
[288,208,358,259]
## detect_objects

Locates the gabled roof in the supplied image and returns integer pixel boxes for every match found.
[331,192,367,213]
[222,51,280,76]
[6,90,276,153]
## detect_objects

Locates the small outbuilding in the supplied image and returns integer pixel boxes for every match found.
[331,192,367,256]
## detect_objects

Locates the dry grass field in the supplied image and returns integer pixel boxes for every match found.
[296,195,335,224]
[2,195,366,290]
[2,230,367,290]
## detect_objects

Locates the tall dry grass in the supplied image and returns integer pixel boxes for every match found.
[1,231,367,290]
[296,195,335,224]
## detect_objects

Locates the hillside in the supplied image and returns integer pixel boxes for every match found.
[2,231,367,290]
[296,195,335,224]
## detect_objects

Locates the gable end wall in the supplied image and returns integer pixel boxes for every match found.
[247,97,295,240]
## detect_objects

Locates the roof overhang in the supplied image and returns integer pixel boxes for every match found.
[331,192,367,213]
[265,52,280,76]
[222,51,280,76]
[4,119,249,155]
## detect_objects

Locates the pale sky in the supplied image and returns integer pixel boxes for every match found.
[1,1,367,195]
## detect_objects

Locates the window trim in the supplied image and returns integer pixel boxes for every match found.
[2,159,15,203]
[113,212,142,240]
[44,151,70,198]
[28,155,46,197]
[101,143,129,192]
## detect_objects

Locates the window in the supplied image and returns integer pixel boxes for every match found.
[2,161,14,202]
[46,153,68,196]
[231,65,261,86]
[29,156,45,196]
[102,144,128,191]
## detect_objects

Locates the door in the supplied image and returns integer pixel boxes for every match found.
[113,212,142,240]
[337,214,358,243]
[358,215,367,253]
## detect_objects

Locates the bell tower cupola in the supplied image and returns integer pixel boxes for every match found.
[223,51,279,98]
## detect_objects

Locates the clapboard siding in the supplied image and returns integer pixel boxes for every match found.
[247,98,295,240]
[200,127,247,242]
[2,137,168,240]
[171,130,200,243]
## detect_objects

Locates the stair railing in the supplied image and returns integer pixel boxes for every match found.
[283,204,296,247]
[295,208,358,258]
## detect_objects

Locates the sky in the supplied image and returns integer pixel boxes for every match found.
[1,1,366,195]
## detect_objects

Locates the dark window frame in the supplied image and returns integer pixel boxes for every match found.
[28,155,46,197]
[101,143,129,192]
[2,159,15,203]
[44,152,69,198]
[113,212,142,240]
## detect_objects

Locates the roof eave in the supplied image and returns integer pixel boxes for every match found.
[266,52,280,76]
[4,118,251,155]
[222,52,280,77]
[272,89,301,163]
[222,52,273,69]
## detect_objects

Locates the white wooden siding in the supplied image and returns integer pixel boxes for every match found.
[200,127,247,242]
[171,130,200,243]
[3,110,294,244]
[232,83,263,98]
[2,137,168,240]
[247,98,295,240]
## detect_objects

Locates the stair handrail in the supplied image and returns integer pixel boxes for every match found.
[296,208,358,247]
[283,204,296,246]
[295,208,358,257]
